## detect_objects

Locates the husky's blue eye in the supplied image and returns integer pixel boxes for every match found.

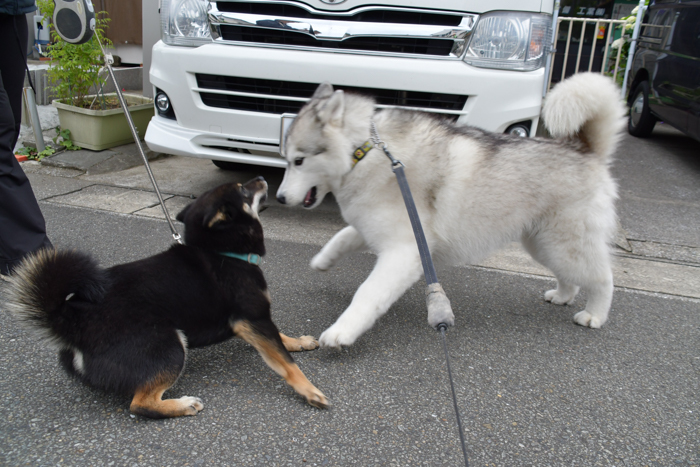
[294,158,304,166]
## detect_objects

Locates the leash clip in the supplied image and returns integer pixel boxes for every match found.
[382,147,404,169]
[370,120,404,168]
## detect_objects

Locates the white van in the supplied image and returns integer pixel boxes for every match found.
[145,0,554,169]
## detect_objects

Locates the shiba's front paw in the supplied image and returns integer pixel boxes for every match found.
[310,253,334,271]
[294,335,319,351]
[573,310,606,328]
[318,325,358,349]
[304,388,329,409]
[179,396,204,415]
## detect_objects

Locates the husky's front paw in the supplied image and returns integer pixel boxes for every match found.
[310,252,334,271]
[319,324,358,349]
[573,310,606,328]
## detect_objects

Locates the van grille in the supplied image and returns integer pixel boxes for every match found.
[209,1,475,59]
[215,3,463,26]
[219,26,455,56]
[196,75,468,115]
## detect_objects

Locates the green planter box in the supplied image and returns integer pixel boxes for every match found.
[53,94,154,151]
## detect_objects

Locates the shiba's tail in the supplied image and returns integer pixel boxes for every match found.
[5,249,108,349]
[543,72,627,161]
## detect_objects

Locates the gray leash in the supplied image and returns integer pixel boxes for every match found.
[370,121,469,467]
[96,36,182,244]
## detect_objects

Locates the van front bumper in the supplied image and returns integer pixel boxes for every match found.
[145,40,545,166]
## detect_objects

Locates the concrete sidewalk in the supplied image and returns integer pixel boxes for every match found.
[21,141,700,300]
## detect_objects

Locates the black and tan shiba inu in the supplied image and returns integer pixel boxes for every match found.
[6,177,328,418]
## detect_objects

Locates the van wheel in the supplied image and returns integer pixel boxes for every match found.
[212,160,245,171]
[628,81,657,137]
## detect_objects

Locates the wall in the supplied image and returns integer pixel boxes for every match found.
[142,0,159,98]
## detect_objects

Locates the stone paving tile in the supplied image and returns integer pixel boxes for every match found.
[25,172,93,200]
[22,160,84,178]
[43,149,116,170]
[628,240,700,264]
[133,195,193,221]
[46,184,172,214]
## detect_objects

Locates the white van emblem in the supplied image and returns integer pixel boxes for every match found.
[320,0,347,4]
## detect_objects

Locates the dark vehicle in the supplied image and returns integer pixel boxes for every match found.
[626,0,700,141]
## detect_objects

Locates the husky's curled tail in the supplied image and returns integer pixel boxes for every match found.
[5,249,108,349]
[542,72,627,160]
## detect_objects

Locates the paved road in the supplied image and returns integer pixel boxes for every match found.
[0,123,698,466]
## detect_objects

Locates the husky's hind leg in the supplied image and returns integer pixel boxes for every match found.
[573,273,613,328]
[522,227,613,328]
[319,244,423,348]
[544,283,580,305]
[522,234,580,305]
[311,226,367,271]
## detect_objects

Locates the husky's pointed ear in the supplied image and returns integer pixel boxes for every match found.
[312,82,334,100]
[317,90,345,127]
[176,203,192,223]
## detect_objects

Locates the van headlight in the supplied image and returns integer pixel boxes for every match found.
[464,12,550,71]
[161,0,212,47]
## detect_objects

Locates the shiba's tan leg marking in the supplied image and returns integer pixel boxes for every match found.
[280,333,319,352]
[130,373,203,419]
[233,321,328,409]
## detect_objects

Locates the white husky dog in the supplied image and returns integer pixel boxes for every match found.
[276,73,626,348]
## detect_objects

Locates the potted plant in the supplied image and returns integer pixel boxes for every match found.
[37,0,154,151]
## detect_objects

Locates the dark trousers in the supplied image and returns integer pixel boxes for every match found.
[0,13,52,275]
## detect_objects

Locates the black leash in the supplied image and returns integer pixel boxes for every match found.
[439,324,469,465]
[370,121,469,467]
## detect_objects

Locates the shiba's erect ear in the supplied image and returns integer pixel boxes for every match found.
[312,82,334,100]
[176,203,192,223]
[317,90,345,127]
[203,205,235,229]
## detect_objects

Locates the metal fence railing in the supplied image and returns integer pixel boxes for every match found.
[544,0,647,99]
[546,17,628,92]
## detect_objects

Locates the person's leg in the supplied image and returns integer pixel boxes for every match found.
[0,14,52,275]
[0,13,30,148]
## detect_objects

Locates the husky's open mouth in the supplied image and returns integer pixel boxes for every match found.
[304,187,317,208]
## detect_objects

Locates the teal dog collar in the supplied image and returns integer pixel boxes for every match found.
[218,252,262,265]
